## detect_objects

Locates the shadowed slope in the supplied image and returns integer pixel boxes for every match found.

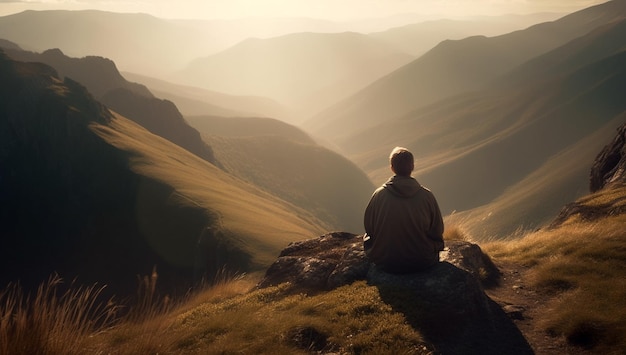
[0,52,326,296]
[2,46,219,165]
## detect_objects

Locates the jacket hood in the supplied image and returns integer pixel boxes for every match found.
[383,175,422,197]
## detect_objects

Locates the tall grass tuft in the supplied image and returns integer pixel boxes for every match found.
[0,274,117,355]
[485,214,626,352]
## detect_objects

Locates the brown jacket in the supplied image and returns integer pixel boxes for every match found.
[364,175,444,273]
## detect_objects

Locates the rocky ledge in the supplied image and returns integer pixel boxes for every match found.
[257,232,533,354]
[257,232,500,292]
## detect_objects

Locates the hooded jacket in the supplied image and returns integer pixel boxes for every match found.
[364,175,444,273]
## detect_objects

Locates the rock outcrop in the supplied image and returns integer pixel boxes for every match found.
[256,232,368,292]
[257,232,500,292]
[551,122,626,228]
[590,122,626,192]
[258,232,531,354]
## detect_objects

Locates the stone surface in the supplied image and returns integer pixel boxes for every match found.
[256,232,368,291]
[257,232,500,292]
[590,122,626,192]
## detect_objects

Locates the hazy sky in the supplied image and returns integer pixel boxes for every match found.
[0,0,610,20]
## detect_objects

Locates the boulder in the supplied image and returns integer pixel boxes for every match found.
[590,122,626,192]
[256,232,368,292]
[257,232,500,292]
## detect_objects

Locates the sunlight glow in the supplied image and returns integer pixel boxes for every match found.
[0,0,609,20]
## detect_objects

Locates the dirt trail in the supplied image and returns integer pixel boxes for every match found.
[485,261,591,355]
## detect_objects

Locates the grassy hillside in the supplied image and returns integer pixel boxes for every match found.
[484,185,626,352]
[0,52,327,296]
[187,115,375,234]
[92,114,329,267]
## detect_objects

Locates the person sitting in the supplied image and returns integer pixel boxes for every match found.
[364,146,444,273]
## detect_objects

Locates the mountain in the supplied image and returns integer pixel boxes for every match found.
[0,10,219,76]
[305,0,626,139]
[2,43,373,235]
[1,45,218,165]
[334,15,626,238]
[187,115,375,233]
[0,52,328,296]
[369,13,563,57]
[122,72,293,121]
[177,31,414,120]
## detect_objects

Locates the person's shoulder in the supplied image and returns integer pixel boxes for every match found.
[419,184,434,194]
[419,185,439,200]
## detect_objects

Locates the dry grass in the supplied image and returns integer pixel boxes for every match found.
[166,281,430,354]
[0,274,117,355]
[443,225,472,242]
[0,269,257,355]
[90,114,327,269]
[484,213,626,351]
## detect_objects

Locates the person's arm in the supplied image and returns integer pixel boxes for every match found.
[429,194,445,251]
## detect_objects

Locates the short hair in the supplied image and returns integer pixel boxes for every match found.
[389,147,414,176]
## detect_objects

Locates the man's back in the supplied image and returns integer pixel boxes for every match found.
[364,175,444,273]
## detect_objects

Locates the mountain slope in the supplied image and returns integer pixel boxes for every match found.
[306,0,626,139]
[2,45,219,165]
[332,15,626,238]
[0,52,327,296]
[177,31,414,119]
[369,13,563,57]
[187,115,375,233]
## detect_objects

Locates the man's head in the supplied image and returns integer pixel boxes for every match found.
[389,146,414,177]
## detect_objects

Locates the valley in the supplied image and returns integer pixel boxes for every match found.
[0,1,624,353]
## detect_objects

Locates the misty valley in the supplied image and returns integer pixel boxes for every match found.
[1,1,626,354]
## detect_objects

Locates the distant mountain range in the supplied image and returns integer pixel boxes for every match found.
[0,10,221,76]
[176,31,415,119]
[369,13,563,57]
[307,0,626,238]
[305,0,626,139]
[122,71,293,121]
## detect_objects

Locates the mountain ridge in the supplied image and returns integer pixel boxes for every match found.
[306,0,626,139]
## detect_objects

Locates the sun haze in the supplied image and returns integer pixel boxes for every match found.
[0,0,609,20]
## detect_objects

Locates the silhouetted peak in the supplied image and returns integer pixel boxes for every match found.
[41,47,65,57]
[0,53,112,125]
[0,38,21,51]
